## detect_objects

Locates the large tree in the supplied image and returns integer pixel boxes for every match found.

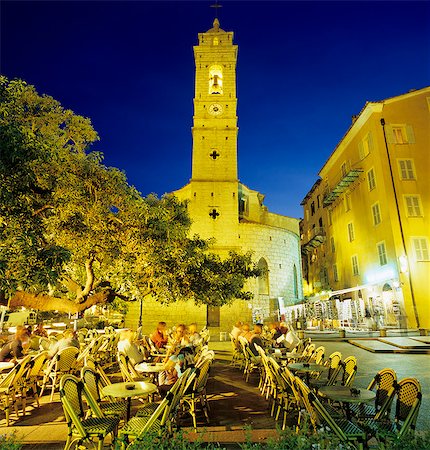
[0,76,259,313]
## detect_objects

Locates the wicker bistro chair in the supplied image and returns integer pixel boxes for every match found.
[294,376,367,450]
[229,333,243,368]
[59,374,120,450]
[180,357,213,431]
[298,343,315,362]
[40,346,80,401]
[309,346,325,365]
[364,377,422,444]
[350,368,397,420]
[238,336,261,383]
[336,356,358,387]
[310,351,342,389]
[0,361,29,426]
[22,351,49,411]
[81,366,127,420]
[117,353,149,383]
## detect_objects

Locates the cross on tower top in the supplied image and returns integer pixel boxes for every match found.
[210,1,222,19]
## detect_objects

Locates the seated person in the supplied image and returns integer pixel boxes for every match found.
[269,322,283,342]
[48,328,80,358]
[230,321,243,340]
[276,323,300,351]
[117,329,146,365]
[188,323,202,347]
[0,326,30,362]
[150,321,168,349]
[33,323,48,338]
[249,324,264,357]
[158,354,185,398]
[240,323,253,342]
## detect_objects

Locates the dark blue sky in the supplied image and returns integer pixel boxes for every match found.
[2,1,429,218]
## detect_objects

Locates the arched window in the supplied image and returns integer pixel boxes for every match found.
[209,65,223,94]
[258,258,269,295]
[293,264,298,298]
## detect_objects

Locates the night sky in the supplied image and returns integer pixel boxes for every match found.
[2,1,429,218]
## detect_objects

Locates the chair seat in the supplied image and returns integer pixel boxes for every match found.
[349,402,376,418]
[335,417,368,438]
[120,416,162,436]
[81,416,119,435]
[99,400,128,416]
[135,402,159,417]
[360,417,396,435]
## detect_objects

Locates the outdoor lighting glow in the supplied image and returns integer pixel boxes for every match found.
[365,266,396,284]
[399,255,409,273]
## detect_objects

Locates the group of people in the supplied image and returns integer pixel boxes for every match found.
[117,322,205,397]
[231,320,299,357]
[0,323,80,362]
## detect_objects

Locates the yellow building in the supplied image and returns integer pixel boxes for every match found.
[126,19,303,335]
[300,87,430,330]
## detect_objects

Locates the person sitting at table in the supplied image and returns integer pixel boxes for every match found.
[48,328,80,358]
[117,329,146,365]
[269,322,283,343]
[188,323,202,347]
[276,323,299,351]
[240,323,253,342]
[230,321,243,340]
[150,321,168,349]
[158,354,185,397]
[33,322,48,338]
[249,324,265,356]
[0,326,30,362]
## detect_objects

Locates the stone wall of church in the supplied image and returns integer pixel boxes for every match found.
[239,221,303,306]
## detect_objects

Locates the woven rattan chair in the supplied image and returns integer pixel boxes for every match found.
[336,355,357,387]
[81,366,127,420]
[295,376,366,450]
[40,346,79,401]
[22,351,49,411]
[60,374,119,450]
[0,362,27,426]
[366,377,422,444]
[310,351,342,388]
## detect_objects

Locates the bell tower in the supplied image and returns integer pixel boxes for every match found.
[192,18,238,182]
[175,18,240,251]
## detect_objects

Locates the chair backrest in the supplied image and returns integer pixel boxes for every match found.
[368,368,397,414]
[13,355,33,389]
[81,366,102,402]
[117,352,132,382]
[324,351,342,385]
[301,343,315,362]
[56,346,80,372]
[28,351,49,378]
[311,346,325,364]
[293,376,320,429]
[341,356,357,386]
[394,377,422,436]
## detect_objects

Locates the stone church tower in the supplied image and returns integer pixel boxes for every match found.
[126,18,302,335]
[173,18,303,332]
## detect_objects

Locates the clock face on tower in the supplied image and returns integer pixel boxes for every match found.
[208,103,223,116]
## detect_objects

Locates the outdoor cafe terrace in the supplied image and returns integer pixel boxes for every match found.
[0,330,429,450]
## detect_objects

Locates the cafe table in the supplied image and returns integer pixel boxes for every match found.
[287,362,327,385]
[318,385,376,420]
[101,381,157,420]
[0,361,14,373]
[134,362,166,383]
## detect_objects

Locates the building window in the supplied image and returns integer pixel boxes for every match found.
[311,201,315,216]
[344,193,351,212]
[404,195,422,217]
[359,131,373,160]
[293,264,298,298]
[367,168,376,191]
[330,236,335,253]
[341,162,348,177]
[377,241,388,266]
[333,264,339,282]
[318,217,323,228]
[317,195,321,208]
[398,159,416,180]
[386,124,415,144]
[412,237,430,261]
[347,222,355,242]
[351,255,359,276]
[372,202,381,226]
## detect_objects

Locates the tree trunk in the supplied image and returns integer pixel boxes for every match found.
[9,290,112,313]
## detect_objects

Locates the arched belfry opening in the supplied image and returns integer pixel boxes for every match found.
[209,65,223,94]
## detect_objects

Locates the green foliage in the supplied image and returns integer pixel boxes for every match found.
[0,76,259,311]
[0,433,22,450]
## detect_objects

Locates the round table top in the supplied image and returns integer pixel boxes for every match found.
[318,385,376,403]
[288,362,327,373]
[0,361,14,372]
[101,381,157,399]
[134,362,166,373]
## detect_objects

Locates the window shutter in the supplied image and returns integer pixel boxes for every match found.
[368,131,374,151]
[358,141,364,160]
[406,125,416,143]
[385,125,395,144]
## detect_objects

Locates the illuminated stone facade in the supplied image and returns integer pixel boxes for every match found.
[126,19,302,335]
[300,87,430,330]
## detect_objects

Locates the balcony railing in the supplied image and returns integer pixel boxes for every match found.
[302,226,326,253]
[323,168,363,207]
